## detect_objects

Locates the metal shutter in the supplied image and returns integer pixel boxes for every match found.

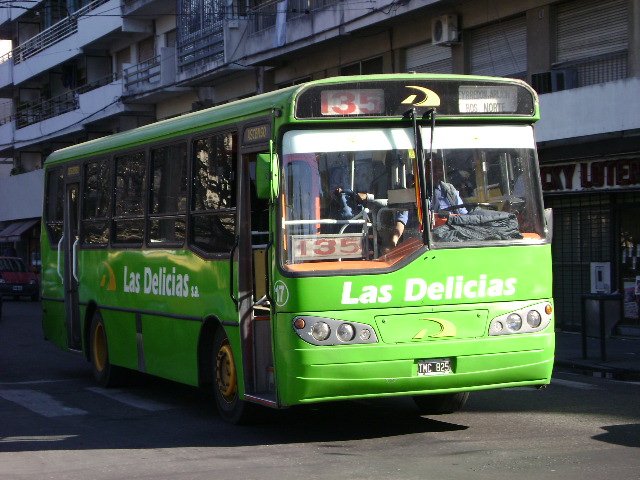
[468,16,527,78]
[405,42,452,74]
[544,193,612,330]
[556,0,628,63]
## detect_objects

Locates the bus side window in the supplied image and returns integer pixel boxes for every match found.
[113,151,146,245]
[190,131,237,255]
[81,158,110,246]
[149,143,188,245]
[45,168,65,244]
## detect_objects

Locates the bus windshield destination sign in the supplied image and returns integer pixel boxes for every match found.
[296,79,535,118]
[320,89,385,116]
[458,85,518,113]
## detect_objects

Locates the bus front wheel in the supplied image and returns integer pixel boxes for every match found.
[89,311,123,387]
[212,328,255,424]
[413,392,469,415]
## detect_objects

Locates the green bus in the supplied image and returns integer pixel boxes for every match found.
[41,74,554,423]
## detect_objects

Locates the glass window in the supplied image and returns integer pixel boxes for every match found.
[280,125,545,273]
[190,131,237,254]
[45,168,64,243]
[81,159,110,245]
[114,151,146,245]
[149,143,188,245]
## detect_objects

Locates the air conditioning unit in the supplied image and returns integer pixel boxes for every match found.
[431,15,459,46]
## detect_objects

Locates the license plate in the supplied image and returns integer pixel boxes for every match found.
[417,358,452,376]
[12,285,23,292]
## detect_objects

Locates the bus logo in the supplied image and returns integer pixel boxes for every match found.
[401,86,441,107]
[274,280,289,307]
[100,262,116,291]
[413,318,456,339]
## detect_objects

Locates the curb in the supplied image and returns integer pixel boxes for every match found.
[555,359,640,381]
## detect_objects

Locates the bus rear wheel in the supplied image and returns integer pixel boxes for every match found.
[89,311,123,387]
[413,392,469,415]
[213,328,255,424]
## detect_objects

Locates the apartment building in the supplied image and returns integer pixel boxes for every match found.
[0,0,638,330]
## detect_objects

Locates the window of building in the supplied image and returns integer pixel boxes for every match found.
[340,56,384,76]
[190,131,237,254]
[113,152,146,245]
[149,143,188,245]
[45,168,64,244]
[138,36,156,63]
[468,16,527,79]
[81,159,110,245]
[405,42,452,74]
[555,0,628,87]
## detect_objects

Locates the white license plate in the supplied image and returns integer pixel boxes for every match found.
[12,285,23,292]
[417,358,452,376]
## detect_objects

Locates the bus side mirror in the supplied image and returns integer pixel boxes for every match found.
[256,152,279,200]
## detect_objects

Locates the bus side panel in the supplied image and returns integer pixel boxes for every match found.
[101,309,139,371]
[40,234,67,348]
[42,299,68,348]
[142,314,201,386]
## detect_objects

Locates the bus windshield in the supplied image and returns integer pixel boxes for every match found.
[281,124,545,272]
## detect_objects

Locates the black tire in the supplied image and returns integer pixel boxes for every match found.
[413,392,469,415]
[89,311,124,387]
[212,328,255,424]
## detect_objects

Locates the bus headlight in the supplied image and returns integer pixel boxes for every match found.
[526,310,542,328]
[489,302,553,336]
[292,316,378,346]
[506,314,522,331]
[311,322,331,341]
[336,323,355,342]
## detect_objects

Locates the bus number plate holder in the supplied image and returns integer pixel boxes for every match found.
[417,358,452,376]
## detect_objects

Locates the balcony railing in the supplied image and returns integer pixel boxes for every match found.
[15,73,118,128]
[178,27,224,73]
[248,0,342,33]
[124,55,161,89]
[12,0,111,65]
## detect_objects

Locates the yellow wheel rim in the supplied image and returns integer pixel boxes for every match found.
[216,341,237,402]
[92,322,107,373]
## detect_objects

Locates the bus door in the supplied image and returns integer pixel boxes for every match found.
[237,153,274,403]
[62,181,82,350]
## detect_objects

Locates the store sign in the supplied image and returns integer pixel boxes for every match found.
[540,158,640,193]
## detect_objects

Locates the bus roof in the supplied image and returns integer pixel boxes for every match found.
[44,73,538,166]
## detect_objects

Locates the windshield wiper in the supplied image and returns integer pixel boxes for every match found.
[405,107,436,247]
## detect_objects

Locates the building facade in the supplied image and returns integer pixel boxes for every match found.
[0,0,639,330]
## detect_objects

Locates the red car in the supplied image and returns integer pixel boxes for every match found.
[0,256,39,301]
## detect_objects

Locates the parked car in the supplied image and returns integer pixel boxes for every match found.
[0,256,39,301]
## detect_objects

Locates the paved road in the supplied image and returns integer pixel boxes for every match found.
[1,300,639,480]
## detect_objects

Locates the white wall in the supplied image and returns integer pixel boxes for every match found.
[536,78,640,143]
[0,169,44,221]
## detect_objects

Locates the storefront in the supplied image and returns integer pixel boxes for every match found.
[541,155,640,332]
[0,218,41,272]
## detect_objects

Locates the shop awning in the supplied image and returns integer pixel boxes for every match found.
[0,218,39,243]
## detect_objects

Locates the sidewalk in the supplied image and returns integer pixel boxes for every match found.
[555,330,640,380]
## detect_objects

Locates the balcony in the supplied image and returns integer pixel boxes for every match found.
[12,0,151,85]
[0,51,12,92]
[0,0,45,28]
[124,47,189,102]
[536,77,640,144]
[0,116,15,154]
[14,76,127,149]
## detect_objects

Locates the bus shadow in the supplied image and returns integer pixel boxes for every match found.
[0,376,469,452]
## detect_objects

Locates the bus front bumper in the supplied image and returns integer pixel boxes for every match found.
[276,332,554,406]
